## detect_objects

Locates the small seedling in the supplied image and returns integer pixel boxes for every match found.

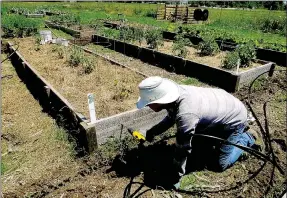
[82,58,95,74]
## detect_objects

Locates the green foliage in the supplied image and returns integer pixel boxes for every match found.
[198,36,219,56]
[93,136,137,166]
[145,29,163,49]
[52,45,66,59]
[172,34,190,58]
[50,13,80,27]
[1,161,8,175]
[2,15,41,38]
[133,28,145,46]
[113,79,134,101]
[222,51,240,70]
[236,42,256,66]
[119,26,134,42]
[260,17,286,35]
[82,58,95,74]
[180,78,201,86]
[69,47,84,67]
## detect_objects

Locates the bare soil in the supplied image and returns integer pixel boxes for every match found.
[11,37,145,119]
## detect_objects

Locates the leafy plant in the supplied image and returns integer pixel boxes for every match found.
[260,17,286,35]
[119,26,134,42]
[198,36,219,56]
[172,33,190,58]
[133,28,145,46]
[2,15,41,38]
[236,42,256,66]
[50,13,80,27]
[69,47,84,67]
[82,58,95,74]
[222,51,240,70]
[145,29,163,49]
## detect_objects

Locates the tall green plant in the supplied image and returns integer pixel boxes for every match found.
[172,34,190,58]
[145,29,163,49]
[236,42,256,66]
[2,15,41,38]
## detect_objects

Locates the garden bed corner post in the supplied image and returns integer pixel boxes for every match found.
[80,122,98,153]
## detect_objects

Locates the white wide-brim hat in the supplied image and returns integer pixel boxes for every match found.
[136,76,180,109]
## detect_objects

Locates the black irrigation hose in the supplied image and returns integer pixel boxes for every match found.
[123,69,286,197]
[155,132,284,175]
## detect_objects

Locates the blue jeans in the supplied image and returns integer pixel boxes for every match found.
[218,123,255,171]
[175,123,255,178]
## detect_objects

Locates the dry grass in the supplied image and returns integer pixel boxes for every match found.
[11,37,145,119]
[85,43,204,86]
[1,54,80,196]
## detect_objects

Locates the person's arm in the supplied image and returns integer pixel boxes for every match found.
[146,115,175,141]
[173,113,200,177]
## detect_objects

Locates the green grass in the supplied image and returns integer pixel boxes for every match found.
[180,78,201,86]
[1,161,8,175]
[1,2,286,51]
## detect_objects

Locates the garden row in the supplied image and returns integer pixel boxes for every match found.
[5,38,167,152]
[103,21,287,66]
[44,21,277,92]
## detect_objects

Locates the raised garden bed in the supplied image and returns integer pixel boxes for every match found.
[104,21,286,66]
[92,34,275,92]
[6,38,167,152]
[45,21,81,38]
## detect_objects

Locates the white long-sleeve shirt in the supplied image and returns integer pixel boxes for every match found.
[148,85,248,143]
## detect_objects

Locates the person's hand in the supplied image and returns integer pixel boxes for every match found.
[145,130,155,142]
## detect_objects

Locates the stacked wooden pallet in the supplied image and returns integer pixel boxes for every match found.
[185,7,196,23]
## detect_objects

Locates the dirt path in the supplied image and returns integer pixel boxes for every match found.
[1,54,154,198]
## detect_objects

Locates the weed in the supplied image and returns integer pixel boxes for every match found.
[82,58,95,74]
[260,17,286,35]
[53,128,77,158]
[34,44,40,51]
[180,78,201,86]
[172,33,190,58]
[236,42,256,66]
[198,36,219,56]
[145,29,163,49]
[222,51,240,70]
[1,161,8,175]
[69,47,84,67]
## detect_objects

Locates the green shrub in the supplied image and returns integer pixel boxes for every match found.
[172,34,190,58]
[145,29,163,49]
[69,47,84,67]
[198,36,219,56]
[260,17,286,35]
[236,42,256,66]
[50,13,80,27]
[133,28,145,46]
[222,51,240,69]
[82,58,95,74]
[119,26,134,42]
[2,15,41,38]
